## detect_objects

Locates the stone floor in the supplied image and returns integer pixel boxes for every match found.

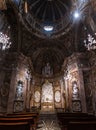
[36,112,61,130]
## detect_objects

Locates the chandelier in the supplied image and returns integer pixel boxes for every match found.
[0,32,11,50]
[84,33,96,51]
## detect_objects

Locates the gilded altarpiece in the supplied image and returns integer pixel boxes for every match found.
[41,80,54,111]
[31,78,65,112]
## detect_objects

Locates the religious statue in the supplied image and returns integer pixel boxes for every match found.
[42,62,53,77]
[72,81,79,100]
[15,80,24,100]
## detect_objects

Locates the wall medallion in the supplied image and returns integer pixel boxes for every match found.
[55,91,61,102]
[34,91,40,103]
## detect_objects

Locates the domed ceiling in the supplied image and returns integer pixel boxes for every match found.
[1,0,91,77]
[28,0,71,21]
[17,0,73,39]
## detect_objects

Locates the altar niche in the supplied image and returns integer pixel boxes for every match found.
[41,80,54,111]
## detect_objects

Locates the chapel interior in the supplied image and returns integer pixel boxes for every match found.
[0,0,96,130]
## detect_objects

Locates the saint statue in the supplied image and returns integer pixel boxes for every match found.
[15,80,23,100]
[72,81,79,100]
[42,62,53,77]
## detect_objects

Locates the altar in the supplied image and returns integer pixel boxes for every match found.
[41,102,54,111]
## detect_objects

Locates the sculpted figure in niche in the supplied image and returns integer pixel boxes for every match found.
[15,80,23,100]
[42,62,53,77]
[72,81,79,100]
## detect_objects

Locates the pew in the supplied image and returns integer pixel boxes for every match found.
[68,121,96,130]
[57,112,96,130]
[0,122,30,130]
[0,112,39,130]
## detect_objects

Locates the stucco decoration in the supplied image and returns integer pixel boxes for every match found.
[55,91,61,103]
[34,91,40,103]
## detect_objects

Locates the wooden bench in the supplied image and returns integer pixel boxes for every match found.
[0,122,30,130]
[0,112,39,130]
[68,121,96,130]
[57,112,96,130]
